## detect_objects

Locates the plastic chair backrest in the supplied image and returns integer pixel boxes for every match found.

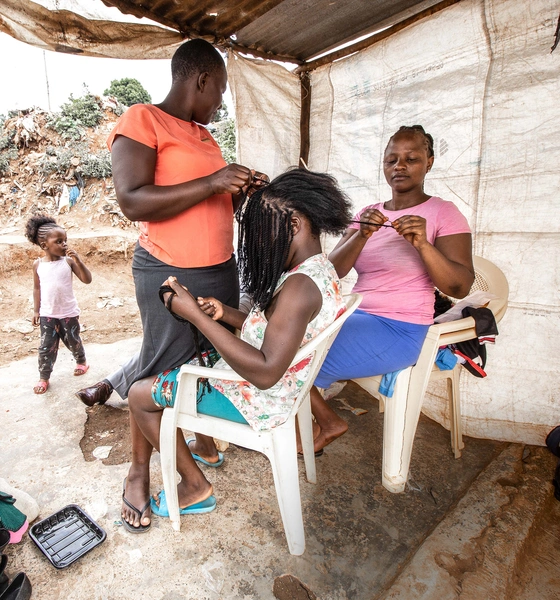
[446,256,509,322]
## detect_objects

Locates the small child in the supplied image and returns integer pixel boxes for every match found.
[25,215,92,394]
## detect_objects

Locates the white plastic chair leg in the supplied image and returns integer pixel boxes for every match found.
[381,367,422,493]
[296,394,316,484]
[160,409,181,531]
[267,427,305,555]
[448,366,464,458]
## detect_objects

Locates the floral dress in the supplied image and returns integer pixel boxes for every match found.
[209,253,345,432]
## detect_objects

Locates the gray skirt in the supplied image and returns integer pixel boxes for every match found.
[109,243,239,398]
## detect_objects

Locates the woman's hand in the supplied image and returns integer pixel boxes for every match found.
[208,164,252,196]
[197,296,224,321]
[357,208,389,239]
[392,215,428,249]
[245,170,269,198]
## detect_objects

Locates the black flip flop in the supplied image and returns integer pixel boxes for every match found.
[0,572,32,600]
[297,449,324,459]
[0,528,9,554]
[121,478,151,534]
[0,555,9,596]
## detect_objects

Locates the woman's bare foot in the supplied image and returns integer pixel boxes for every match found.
[312,417,348,453]
[122,470,151,530]
[296,420,321,454]
[308,386,349,453]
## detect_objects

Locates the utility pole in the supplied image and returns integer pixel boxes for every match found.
[43,50,51,112]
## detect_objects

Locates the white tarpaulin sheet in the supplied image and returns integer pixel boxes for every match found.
[0,0,182,58]
[232,0,560,445]
[228,53,301,178]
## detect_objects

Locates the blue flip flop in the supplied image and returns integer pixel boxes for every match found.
[185,437,224,467]
[150,490,216,518]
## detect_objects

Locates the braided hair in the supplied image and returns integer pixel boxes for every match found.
[25,214,60,246]
[237,169,352,310]
[388,125,434,158]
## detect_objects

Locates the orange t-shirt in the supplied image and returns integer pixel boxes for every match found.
[107,104,233,268]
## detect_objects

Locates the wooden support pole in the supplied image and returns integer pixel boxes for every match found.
[299,72,311,168]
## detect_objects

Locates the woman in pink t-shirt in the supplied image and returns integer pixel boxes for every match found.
[310,125,475,453]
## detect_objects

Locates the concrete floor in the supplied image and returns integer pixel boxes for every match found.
[1,338,556,599]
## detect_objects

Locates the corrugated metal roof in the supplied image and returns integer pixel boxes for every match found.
[100,0,458,65]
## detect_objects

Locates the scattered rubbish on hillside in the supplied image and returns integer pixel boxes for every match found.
[0,105,132,230]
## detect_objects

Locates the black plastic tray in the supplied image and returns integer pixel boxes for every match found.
[29,504,106,569]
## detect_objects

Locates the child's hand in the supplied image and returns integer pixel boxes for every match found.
[66,248,78,259]
[161,276,199,320]
[197,296,224,321]
[32,312,40,326]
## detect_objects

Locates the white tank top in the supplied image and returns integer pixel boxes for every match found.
[37,258,80,318]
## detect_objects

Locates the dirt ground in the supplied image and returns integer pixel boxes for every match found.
[0,240,140,368]
[1,226,141,465]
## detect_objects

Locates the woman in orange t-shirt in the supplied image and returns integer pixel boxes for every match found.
[76,40,265,413]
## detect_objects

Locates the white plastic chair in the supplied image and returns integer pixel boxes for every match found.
[352,256,509,493]
[159,293,362,555]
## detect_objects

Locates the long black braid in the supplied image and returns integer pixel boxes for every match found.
[25,214,59,246]
[237,191,294,310]
[389,125,434,158]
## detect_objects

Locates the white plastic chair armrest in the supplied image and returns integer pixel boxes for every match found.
[430,316,476,335]
[178,363,247,382]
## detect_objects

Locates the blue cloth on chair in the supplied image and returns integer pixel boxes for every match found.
[379,369,405,397]
[435,348,458,370]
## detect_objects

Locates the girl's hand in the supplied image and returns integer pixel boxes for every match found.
[66,248,78,260]
[32,312,40,326]
[162,276,200,320]
[392,215,428,248]
[356,208,389,239]
[197,296,224,321]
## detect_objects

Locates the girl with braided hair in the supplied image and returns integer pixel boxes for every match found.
[119,168,352,532]
[311,124,475,451]
[25,215,92,394]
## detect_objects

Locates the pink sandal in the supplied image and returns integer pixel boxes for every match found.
[33,380,49,394]
[74,364,89,376]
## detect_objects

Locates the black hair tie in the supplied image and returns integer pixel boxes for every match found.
[158,284,190,324]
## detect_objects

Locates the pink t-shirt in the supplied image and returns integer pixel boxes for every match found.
[350,197,471,325]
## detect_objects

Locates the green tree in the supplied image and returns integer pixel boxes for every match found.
[213,104,229,123]
[104,78,151,106]
[49,89,104,140]
[213,118,236,164]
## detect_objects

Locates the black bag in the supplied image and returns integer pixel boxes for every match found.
[451,306,498,378]
[545,425,560,501]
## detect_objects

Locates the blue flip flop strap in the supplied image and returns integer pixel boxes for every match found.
[185,437,224,467]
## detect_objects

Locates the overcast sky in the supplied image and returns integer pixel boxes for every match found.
[0,32,233,116]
